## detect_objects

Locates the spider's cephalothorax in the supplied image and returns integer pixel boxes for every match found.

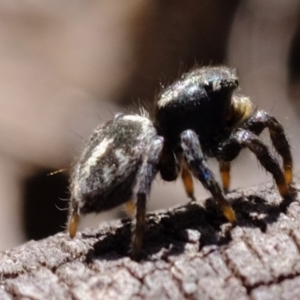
[155,66,292,208]
[68,66,293,261]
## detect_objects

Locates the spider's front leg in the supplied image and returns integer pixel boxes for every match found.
[159,142,196,201]
[220,129,290,199]
[180,130,236,223]
[243,110,293,185]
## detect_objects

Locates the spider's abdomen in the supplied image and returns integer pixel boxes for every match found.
[155,66,239,147]
[70,114,159,214]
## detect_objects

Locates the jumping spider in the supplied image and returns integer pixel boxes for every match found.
[68,66,293,260]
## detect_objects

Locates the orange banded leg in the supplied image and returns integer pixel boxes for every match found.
[243,110,293,185]
[219,161,230,193]
[68,211,80,238]
[223,129,290,199]
[124,200,136,217]
[180,130,236,223]
[284,164,293,185]
[181,165,196,201]
[269,123,293,185]
[218,196,236,223]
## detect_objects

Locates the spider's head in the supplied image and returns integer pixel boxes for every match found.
[155,66,241,143]
[193,66,239,94]
[157,66,239,109]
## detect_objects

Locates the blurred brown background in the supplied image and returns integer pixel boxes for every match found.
[1,0,300,250]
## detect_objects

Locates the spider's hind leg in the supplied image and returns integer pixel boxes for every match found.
[131,136,164,261]
[180,130,236,223]
[243,110,293,185]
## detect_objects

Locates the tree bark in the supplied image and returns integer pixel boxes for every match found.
[0,183,300,300]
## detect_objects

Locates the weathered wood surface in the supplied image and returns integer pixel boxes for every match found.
[1,183,300,300]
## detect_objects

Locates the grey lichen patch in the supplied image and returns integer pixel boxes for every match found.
[5,268,71,300]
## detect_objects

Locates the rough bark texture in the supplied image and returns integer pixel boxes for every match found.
[1,183,300,300]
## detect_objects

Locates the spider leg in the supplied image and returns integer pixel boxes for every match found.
[159,142,196,201]
[221,129,290,198]
[131,136,164,261]
[68,209,80,238]
[132,192,147,261]
[180,130,236,223]
[159,139,197,201]
[219,161,230,193]
[181,162,196,201]
[159,142,180,181]
[124,200,136,217]
[243,110,293,184]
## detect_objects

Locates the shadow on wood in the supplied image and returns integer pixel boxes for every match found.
[1,183,300,299]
